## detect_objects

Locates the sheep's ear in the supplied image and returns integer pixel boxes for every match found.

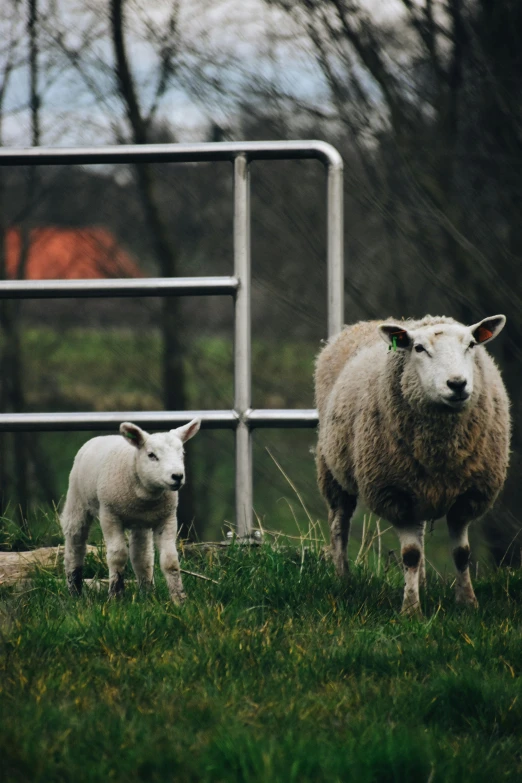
[470,315,506,345]
[378,323,412,350]
[120,422,147,448]
[172,417,201,443]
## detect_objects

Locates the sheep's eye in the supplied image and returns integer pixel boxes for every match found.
[414,344,426,353]
[468,341,475,349]
[148,452,158,461]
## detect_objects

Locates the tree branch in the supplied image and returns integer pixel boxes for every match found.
[110,0,147,143]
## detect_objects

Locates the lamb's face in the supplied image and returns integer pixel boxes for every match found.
[138,431,187,491]
[120,419,201,492]
[378,316,506,412]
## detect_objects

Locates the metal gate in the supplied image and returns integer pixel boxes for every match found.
[0,141,344,536]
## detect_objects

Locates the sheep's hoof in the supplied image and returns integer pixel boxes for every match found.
[333,559,350,582]
[400,601,423,619]
[455,591,479,609]
[170,590,187,605]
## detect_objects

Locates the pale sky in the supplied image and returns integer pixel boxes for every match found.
[0,0,407,147]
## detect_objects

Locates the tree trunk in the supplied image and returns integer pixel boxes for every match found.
[109,0,198,536]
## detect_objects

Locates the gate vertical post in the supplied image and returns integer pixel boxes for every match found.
[326,155,344,337]
[233,153,253,537]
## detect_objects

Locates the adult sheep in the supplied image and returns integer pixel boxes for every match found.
[315,315,510,615]
[61,419,200,603]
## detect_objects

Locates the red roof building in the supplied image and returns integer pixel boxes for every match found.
[4,227,143,280]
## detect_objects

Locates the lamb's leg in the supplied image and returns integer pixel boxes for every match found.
[100,511,128,598]
[61,494,92,596]
[317,451,356,579]
[396,525,425,616]
[129,528,154,590]
[154,516,185,604]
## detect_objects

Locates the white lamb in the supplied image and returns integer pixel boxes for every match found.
[60,419,201,603]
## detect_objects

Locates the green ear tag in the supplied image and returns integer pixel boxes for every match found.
[389,335,398,352]
[125,431,137,440]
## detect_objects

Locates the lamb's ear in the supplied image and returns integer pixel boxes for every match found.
[120,422,147,448]
[173,417,201,443]
[378,323,412,350]
[470,315,506,345]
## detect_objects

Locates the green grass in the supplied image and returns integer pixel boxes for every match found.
[1,542,521,782]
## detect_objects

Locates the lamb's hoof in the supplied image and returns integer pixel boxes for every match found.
[108,573,125,599]
[108,586,125,600]
[170,591,187,605]
[67,568,83,596]
[137,580,154,593]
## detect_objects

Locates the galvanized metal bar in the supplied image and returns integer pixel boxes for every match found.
[0,140,343,167]
[0,408,322,432]
[0,276,239,299]
[245,409,318,429]
[234,154,253,538]
[0,410,238,432]
[326,149,345,337]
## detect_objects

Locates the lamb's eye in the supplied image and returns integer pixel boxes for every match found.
[414,344,426,353]
[148,452,158,461]
[468,341,475,349]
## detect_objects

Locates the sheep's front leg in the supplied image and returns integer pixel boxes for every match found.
[154,516,185,604]
[129,528,154,590]
[447,492,483,608]
[396,525,425,616]
[447,519,478,608]
[100,511,128,598]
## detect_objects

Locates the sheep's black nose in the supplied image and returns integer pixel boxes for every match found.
[447,378,467,393]
[171,473,183,483]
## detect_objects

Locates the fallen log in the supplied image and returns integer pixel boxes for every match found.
[0,543,233,587]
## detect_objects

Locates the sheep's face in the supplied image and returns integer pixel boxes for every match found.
[378,315,506,411]
[119,419,201,492]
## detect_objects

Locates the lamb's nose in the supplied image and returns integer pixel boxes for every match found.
[171,473,183,484]
[447,378,467,393]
